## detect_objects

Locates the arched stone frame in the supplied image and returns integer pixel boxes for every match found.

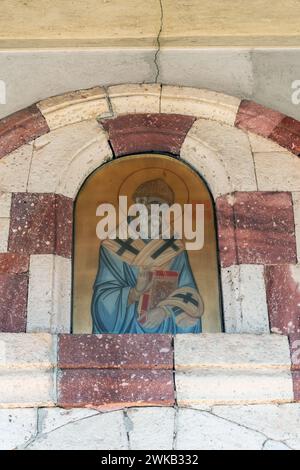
[0,83,299,408]
[72,150,224,335]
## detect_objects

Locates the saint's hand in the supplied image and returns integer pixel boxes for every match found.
[143,307,169,329]
[128,269,153,304]
[135,268,152,293]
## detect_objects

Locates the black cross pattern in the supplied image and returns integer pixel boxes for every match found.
[116,239,139,256]
[174,292,199,307]
[151,237,180,260]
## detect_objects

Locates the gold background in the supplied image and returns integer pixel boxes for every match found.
[73,154,222,333]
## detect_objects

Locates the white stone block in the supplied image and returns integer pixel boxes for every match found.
[161,85,241,125]
[221,265,269,334]
[174,334,291,370]
[51,256,72,333]
[0,218,9,252]
[254,152,300,191]
[0,144,33,193]
[181,135,232,198]
[28,120,112,197]
[263,440,290,450]
[108,83,161,115]
[28,411,128,450]
[175,368,294,406]
[212,403,300,442]
[181,119,256,198]
[238,265,270,334]
[0,333,57,408]
[37,87,109,130]
[27,256,71,333]
[0,409,37,450]
[127,407,175,450]
[293,192,300,262]
[0,333,56,407]
[0,193,11,218]
[57,128,112,199]
[38,408,99,435]
[248,132,286,153]
[0,333,55,370]
[221,265,242,333]
[194,119,257,190]
[27,255,55,332]
[0,370,55,408]
[175,408,265,450]
[285,438,300,450]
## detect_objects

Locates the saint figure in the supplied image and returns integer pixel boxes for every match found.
[91,179,204,334]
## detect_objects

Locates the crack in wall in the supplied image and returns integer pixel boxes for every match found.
[18,410,102,449]
[16,408,39,450]
[96,86,116,158]
[25,142,35,192]
[262,438,292,450]
[103,86,114,119]
[246,132,259,191]
[172,406,179,450]
[180,405,295,449]
[123,409,134,450]
[209,406,296,449]
[181,406,298,450]
[154,0,164,83]
[10,405,299,450]
[207,407,272,443]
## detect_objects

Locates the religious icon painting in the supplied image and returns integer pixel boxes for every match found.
[73,154,223,334]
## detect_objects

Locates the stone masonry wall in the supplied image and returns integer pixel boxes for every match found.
[0,84,300,449]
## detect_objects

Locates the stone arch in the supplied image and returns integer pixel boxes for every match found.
[0,83,299,407]
[0,84,299,336]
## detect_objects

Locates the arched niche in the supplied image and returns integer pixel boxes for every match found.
[73,153,223,334]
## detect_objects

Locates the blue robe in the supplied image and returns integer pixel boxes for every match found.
[91,245,202,334]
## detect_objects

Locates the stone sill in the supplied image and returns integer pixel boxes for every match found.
[1,0,300,49]
[2,37,300,49]
[0,332,295,409]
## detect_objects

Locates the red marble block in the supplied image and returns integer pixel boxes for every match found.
[101,113,196,156]
[265,265,300,336]
[8,193,73,257]
[292,372,300,401]
[0,105,49,159]
[215,195,237,268]
[0,273,28,332]
[0,253,29,274]
[270,116,300,156]
[235,100,284,138]
[9,193,56,255]
[234,192,297,265]
[58,334,173,369]
[58,369,175,409]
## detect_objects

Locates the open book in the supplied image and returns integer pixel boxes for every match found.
[138,269,179,325]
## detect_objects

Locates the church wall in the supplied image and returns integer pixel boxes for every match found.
[2,404,300,450]
[1,49,300,122]
[0,84,300,448]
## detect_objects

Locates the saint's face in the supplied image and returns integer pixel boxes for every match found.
[135,195,170,238]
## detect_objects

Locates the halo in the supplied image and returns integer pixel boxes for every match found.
[118,167,190,210]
